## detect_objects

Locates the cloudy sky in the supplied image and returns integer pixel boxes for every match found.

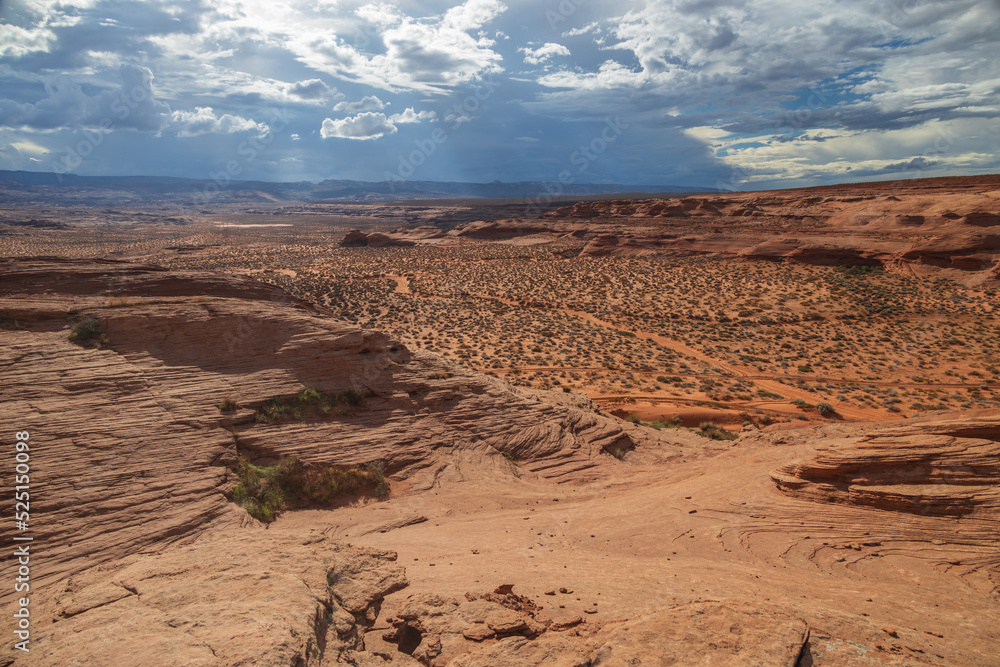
[1,0,998,190]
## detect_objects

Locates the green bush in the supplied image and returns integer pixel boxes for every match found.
[232,454,389,522]
[344,386,367,406]
[68,316,107,348]
[696,422,738,441]
[816,402,835,416]
[254,386,367,423]
[217,397,239,412]
[233,458,285,522]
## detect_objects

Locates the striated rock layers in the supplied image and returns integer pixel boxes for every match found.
[0,258,688,665]
[443,175,1000,286]
[2,258,998,665]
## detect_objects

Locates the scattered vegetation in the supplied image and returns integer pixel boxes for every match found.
[232,454,389,523]
[68,316,108,348]
[696,421,739,441]
[645,418,684,430]
[217,397,239,412]
[25,209,1000,425]
[254,386,367,424]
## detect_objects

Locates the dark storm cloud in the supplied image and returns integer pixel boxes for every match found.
[6,0,206,72]
[2,64,172,132]
[885,156,940,171]
[0,0,997,188]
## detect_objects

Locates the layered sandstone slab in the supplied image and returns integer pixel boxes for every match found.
[3,258,998,665]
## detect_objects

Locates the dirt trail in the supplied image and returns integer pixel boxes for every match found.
[382,274,896,421]
[559,306,894,421]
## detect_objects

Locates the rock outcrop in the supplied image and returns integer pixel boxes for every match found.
[446,175,1000,285]
[3,258,999,665]
[340,227,449,247]
[0,258,695,665]
[771,415,1000,518]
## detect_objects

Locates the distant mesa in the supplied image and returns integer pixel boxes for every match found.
[0,168,717,204]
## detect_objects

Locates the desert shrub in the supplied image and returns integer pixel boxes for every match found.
[255,386,366,423]
[647,420,682,430]
[232,454,388,522]
[217,397,239,412]
[233,458,284,522]
[68,316,107,348]
[697,422,738,441]
[816,402,835,416]
[344,386,367,406]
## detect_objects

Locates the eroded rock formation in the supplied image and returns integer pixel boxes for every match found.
[443,175,1000,285]
[2,258,998,665]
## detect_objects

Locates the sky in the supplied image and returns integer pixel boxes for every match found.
[1,0,998,191]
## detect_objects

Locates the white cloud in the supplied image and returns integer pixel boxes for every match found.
[701,118,1000,186]
[10,140,50,155]
[355,2,403,29]
[519,42,570,65]
[170,107,269,137]
[538,60,645,90]
[334,95,386,113]
[291,0,508,93]
[287,78,333,100]
[563,22,602,38]
[0,23,55,58]
[321,103,434,140]
[389,107,435,123]
[320,112,397,140]
[868,78,1000,114]
[443,0,506,31]
[444,112,472,126]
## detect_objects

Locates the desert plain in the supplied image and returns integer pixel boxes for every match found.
[1,173,999,665]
